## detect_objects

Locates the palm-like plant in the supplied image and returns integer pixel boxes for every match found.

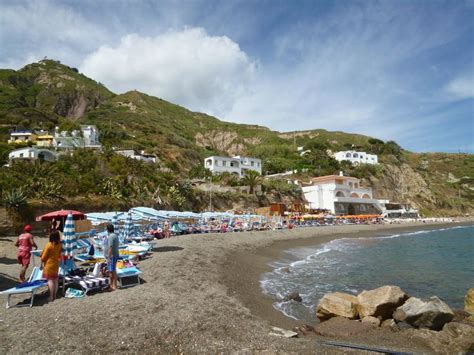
[241,170,262,194]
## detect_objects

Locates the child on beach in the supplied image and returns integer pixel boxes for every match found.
[40,230,62,301]
[15,225,38,282]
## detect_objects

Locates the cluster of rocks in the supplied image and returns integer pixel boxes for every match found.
[311,285,474,352]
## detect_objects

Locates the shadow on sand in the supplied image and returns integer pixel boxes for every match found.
[0,257,18,265]
[152,246,184,253]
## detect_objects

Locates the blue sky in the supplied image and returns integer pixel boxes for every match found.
[1,0,473,153]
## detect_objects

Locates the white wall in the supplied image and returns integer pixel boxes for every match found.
[334,151,378,165]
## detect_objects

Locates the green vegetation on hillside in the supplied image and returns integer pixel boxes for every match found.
[0,59,472,216]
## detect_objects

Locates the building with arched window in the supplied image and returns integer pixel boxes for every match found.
[204,155,261,178]
[301,173,384,215]
[333,150,378,165]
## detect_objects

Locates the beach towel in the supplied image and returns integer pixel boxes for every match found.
[65,288,85,298]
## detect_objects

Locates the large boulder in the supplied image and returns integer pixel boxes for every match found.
[465,288,474,315]
[316,292,359,321]
[393,296,454,330]
[357,285,408,319]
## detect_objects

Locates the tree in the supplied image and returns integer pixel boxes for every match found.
[241,170,262,194]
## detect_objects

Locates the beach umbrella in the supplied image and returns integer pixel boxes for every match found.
[62,213,76,257]
[36,209,85,222]
[124,212,134,241]
[111,213,121,235]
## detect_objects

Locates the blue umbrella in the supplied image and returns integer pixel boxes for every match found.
[124,212,134,241]
[62,213,76,257]
[111,213,121,236]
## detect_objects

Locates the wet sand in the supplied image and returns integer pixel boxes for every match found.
[0,220,472,353]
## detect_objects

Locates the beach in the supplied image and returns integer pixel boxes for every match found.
[0,220,472,353]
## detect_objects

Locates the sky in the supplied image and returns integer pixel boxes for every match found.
[1,0,473,153]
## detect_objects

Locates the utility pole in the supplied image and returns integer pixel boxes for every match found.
[208,176,213,211]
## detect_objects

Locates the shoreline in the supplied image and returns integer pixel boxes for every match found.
[1,219,472,353]
[221,221,474,331]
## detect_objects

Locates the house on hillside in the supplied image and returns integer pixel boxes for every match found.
[35,131,54,147]
[116,150,158,163]
[302,172,384,215]
[8,130,35,144]
[53,125,102,150]
[8,147,57,163]
[204,155,262,178]
[334,151,378,165]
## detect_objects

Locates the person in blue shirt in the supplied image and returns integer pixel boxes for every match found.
[106,224,119,290]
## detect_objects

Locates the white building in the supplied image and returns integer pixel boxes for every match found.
[204,155,262,178]
[302,173,384,215]
[53,125,102,150]
[233,156,262,175]
[8,130,34,144]
[334,151,378,165]
[116,150,158,164]
[8,147,57,163]
[81,125,101,149]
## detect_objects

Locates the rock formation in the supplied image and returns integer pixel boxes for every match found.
[316,292,359,321]
[357,285,408,319]
[393,296,454,330]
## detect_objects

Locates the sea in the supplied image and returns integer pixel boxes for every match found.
[260,225,474,323]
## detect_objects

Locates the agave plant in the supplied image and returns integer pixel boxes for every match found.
[3,188,28,211]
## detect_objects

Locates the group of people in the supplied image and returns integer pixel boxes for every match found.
[15,222,120,302]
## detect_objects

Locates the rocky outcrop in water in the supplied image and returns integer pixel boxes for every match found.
[393,296,454,330]
[465,288,474,315]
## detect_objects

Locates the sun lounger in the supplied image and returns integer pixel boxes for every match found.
[64,275,109,294]
[60,259,109,294]
[0,267,47,308]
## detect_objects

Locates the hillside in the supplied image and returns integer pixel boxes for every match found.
[0,59,472,216]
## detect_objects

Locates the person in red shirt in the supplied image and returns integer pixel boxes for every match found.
[15,225,38,282]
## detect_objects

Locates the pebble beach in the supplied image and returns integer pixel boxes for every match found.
[0,220,472,353]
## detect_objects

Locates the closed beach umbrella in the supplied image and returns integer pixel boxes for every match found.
[111,213,121,235]
[62,213,76,257]
[124,212,134,241]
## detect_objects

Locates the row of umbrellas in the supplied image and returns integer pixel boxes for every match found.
[35,209,136,257]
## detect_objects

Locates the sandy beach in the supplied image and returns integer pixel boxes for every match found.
[0,220,472,353]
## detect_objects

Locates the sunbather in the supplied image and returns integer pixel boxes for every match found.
[40,231,62,301]
[15,225,38,282]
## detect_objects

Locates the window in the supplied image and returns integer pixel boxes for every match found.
[251,161,254,167]
[206,160,212,166]
[19,153,24,158]
[353,153,358,158]
[346,153,351,158]
[223,160,227,166]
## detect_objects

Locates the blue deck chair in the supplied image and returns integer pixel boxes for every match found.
[0,267,47,308]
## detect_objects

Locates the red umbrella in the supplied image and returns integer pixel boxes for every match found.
[36,210,86,222]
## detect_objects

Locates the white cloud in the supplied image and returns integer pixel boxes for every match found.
[446,74,474,100]
[225,1,472,145]
[80,29,256,116]
[0,0,109,69]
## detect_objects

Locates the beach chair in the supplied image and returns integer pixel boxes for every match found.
[116,265,142,288]
[60,259,109,294]
[0,267,47,308]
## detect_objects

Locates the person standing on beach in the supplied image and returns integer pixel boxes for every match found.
[106,223,119,290]
[40,230,62,301]
[15,225,38,282]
